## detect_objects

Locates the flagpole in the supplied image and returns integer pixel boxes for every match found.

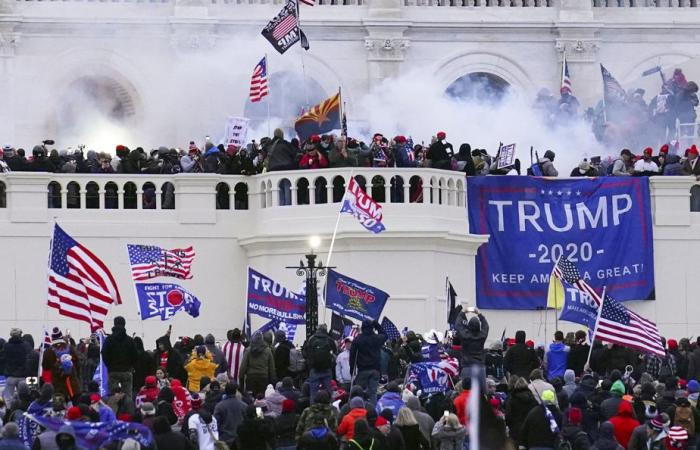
[295,0,310,109]
[552,254,562,333]
[585,286,607,370]
[266,53,271,138]
[40,219,57,379]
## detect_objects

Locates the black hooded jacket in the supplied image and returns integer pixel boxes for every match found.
[154,335,185,382]
[102,325,137,372]
[350,321,387,372]
[504,331,540,378]
[454,313,489,365]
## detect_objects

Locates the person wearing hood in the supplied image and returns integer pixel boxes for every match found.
[274,398,299,450]
[504,330,540,379]
[297,411,339,450]
[592,421,623,450]
[404,395,434,442]
[350,320,387,406]
[560,406,591,450]
[101,316,137,398]
[520,390,562,450]
[539,150,558,177]
[600,380,626,421]
[609,400,640,449]
[185,346,217,392]
[235,404,274,450]
[239,332,275,397]
[431,412,466,450]
[52,424,86,450]
[528,369,558,407]
[346,418,376,450]
[376,382,405,420]
[296,390,339,441]
[454,307,489,377]
[155,386,178,426]
[485,341,505,381]
[505,376,538,442]
[210,382,245,448]
[337,397,368,441]
[42,332,80,402]
[202,334,225,369]
[562,369,577,399]
[3,328,30,404]
[154,415,195,450]
[544,331,570,380]
[273,330,295,381]
[154,331,186,383]
[399,331,423,365]
[132,336,155,394]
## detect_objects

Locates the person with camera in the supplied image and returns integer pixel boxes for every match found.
[454,306,489,379]
[350,320,387,406]
[302,324,336,405]
[101,316,137,399]
[3,328,31,405]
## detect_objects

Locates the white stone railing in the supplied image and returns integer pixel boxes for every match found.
[592,0,700,6]
[403,0,552,6]
[0,168,466,221]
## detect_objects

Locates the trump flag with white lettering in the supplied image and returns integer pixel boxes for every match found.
[467,177,654,310]
[340,177,386,234]
[247,267,306,325]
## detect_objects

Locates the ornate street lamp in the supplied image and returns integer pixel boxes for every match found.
[287,236,334,339]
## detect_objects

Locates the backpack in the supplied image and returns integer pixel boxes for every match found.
[308,336,334,371]
[557,431,588,450]
[528,162,543,176]
[289,347,306,373]
[674,404,696,436]
[659,356,674,380]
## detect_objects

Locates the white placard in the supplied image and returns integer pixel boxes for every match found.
[497,143,516,169]
[224,117,250,148]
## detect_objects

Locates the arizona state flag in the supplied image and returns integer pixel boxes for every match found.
[295,92,341,141]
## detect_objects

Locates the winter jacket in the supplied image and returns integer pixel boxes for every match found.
[399,335,423,364]
[153,430,195,450]
[376,392,405,419]
[274,411,299,447]
[431,421,466,450]
[599,395,623,422]
[561,424,591,450]
[405,396,435,441]
[538,157,558,177]
[395,143,418,168]
[336,408,367,440]
[350,323,387,372]
[567,343,590,376]
[267,138,299,171]
[426,141,454,167]
[505,386,538,441]
[299,151,329,169]
[154,336,185,383]
[298,427,339,450]
[296,402,339,440]
[504,343,539,379]
[184,356,217,392]
[214,396,247,443]
[453,390,470,426]
[529,379,558,406]
[545,342,570,380]
[687,348,700,381]
[592,422,623,450]
[608,400,639,449]
[520,404,562,449]
[626,424,649,450]
[335,350,351,383]
[236,416,275,450]
[239,334,275,385]
[0,438,31,450]
[597,345,634,375]
[4,336,29,377]
[101,325,137,372]
[454,313,489,366]
[397,423,429,450]
[274,340,294,380]
[204,334,226,368]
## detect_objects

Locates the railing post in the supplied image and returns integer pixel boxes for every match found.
[3,173,49,222]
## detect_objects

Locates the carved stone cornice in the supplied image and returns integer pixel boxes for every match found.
[364,38,410,62]
[555,39,600,63]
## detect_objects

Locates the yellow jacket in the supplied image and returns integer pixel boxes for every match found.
[184,356,217,392]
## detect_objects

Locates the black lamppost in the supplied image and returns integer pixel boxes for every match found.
[287,236,333,339]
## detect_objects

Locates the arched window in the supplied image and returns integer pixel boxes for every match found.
[48,182,62,209]
[243,71,328,137]
[142,182,156,209]
[456,179,465,207]
[409,176,423,203]
[390,175,405,203]
[66,182,81,209]
[216,182,230,210]
[161,182,175,209]
[371,176,386,203]
[296,178,309,206]
[332,176,346,203]
[260,181,267,209]
[354,176,366,193]
[0,181,5,208]
[438,178,446,205]
[279,179,292,206]
[691,185,700,212]
[124,182,137,209]
[234,183,249,210]
[314,177,328,204]
[105,182,118,209]
[85,182,99,209]
[445,72,511,104]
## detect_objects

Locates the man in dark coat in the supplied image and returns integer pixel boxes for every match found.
[567,330,591,376]
[3,328,29,404]
[154,333,186,383]
[273,330,294,381]
[454,307,489,377]
[426,131,454,170]
[504,330,540,379]
[350,320,387,405]
[101,316,137,398]
[267,128,299,171]
[687,337,700,381]
[214,383,247,448]
[303,325,337,405]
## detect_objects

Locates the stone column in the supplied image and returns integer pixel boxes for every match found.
[555,0,601,106]
[364,0,409,88]
[0,26,19,144]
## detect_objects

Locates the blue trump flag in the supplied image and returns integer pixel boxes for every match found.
[406,362,452,394]
[325,269,389,322]
[93,332,109,397]
[135,283,201,321]
[25,415,153,450]
[557,279,600,329]
[247,267,306,325]
[467,177,655,309]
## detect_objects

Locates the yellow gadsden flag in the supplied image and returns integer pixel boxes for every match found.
[547,272,565,310]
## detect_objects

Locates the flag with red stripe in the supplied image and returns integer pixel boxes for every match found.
[595,294,664,357]
[249,57,269,103]
[48,224,122,332]
[127,244,195,281]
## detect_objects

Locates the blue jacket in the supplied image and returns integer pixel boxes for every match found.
[546,342,570,380]
[376,391,405,418]
[3,336,29,378]
[394,143,417,168]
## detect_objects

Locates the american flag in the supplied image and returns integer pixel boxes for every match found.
[381,317,401,341]
[127,244,194,281]
[343,324,359,340]
[595,294,664,357]
[42,329,52,349]
[601,64,626,103]
[561,53,572,94]
[299,0,315,6]
[553,257,602,305]
[249,57,269,103]
[48,225,121,332]
[272,13,298,40]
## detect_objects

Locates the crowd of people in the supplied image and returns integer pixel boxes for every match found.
[0,308,698,450]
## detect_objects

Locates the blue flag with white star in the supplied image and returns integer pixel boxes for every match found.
[467,177,655,310]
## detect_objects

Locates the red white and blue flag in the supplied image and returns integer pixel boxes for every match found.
[249,57,269,103]
[340,177,386,234]
[48,224,122,332]
[127,244,195,281]
[561,53,572,94]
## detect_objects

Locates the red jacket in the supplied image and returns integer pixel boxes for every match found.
[299,152,328,169]
[337,408,367,439]
[609,400,639,448]
[453,390,471,426]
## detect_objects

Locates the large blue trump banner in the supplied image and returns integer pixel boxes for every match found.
[467,177,655,309]
[247,267,306,324]
[325,269,389,322]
